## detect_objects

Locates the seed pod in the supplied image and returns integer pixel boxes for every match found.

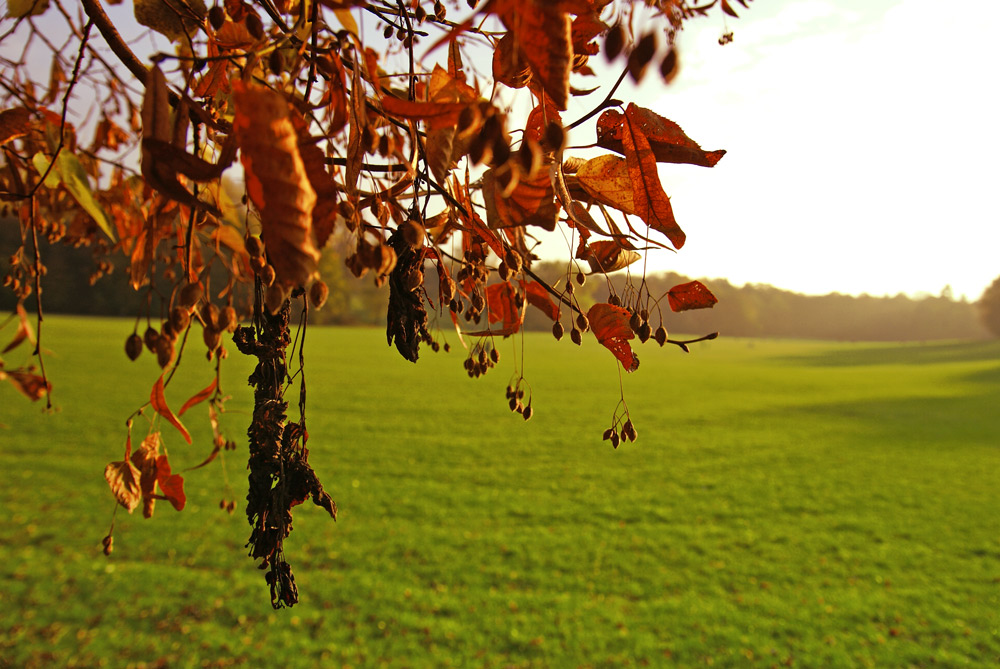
[576,313,589,332]
[628,32,657,82]
[443,343,451,353]
[309,280,329,309]
[608,294,621,307]
[245,12,264,39]
[200,302,220,329]
[203,326,221,351]
[245,235,264,258]
[219,306,239,332]
[161,320,176,341]
[522,404,533,421]
[261,264,276,287]
[610,431,620,449]
[431,341,440,352]
[552,321,564,341]
[518,138,542,177]
[265,283,288,314]
[405,267,423,292]
[155,336,175,368]
[178,281,203,308]
[170,306,190,333]
[544,121,565,153]
[624,420,638,442]
[400,218,426,249]
[268,49,284,76]
[125,333,143,361]
[638,321,652,342]
[102,534,113,556]
[654,325,667,346]
[383,25,393,39]
[208,5,225,31]
[434,1,446,20]
[660,48,679,83]
[491,135,511,167]
[508,397,518,412]
[414,4,427,22]
[498,261,510,281]
[576,271,586,285]
[570,328,582,345]
[605,23,625,60]
[565,279,574,295]
[602,428,614,441]
[629,311,641,334]
[143,326,159,353]
[249,254,266,275]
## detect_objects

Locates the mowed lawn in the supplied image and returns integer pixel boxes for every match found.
[1,317,998,668]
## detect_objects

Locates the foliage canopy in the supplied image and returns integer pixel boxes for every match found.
[0,0,747,606]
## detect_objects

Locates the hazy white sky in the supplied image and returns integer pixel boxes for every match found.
[7,1,997,299]
[611,0,1000,299]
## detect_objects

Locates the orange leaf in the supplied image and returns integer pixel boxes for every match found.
[618,105,686,249]
[150,374,192,444]
[2,303,35,354]
[379,96,470,131]
[521,280,560,322]
[2,369,50,401]
[0,107,34,146]
[233,82,320,288]
[486,281,522,334]
[575,154,636,215]
[155,455,186,511]
[104,460,142,513]
[584,240,641,274]
[178,377,217,416]
[492,0,573,110]
[482,167,559,231]
[131,432,161,518]
[597,105,726,168]
[667,280,718,312]
[588,303,639,372]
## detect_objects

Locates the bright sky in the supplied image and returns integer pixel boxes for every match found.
[615,0,1000,300]
[6,1,998,300]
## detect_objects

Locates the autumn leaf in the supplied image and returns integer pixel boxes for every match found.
[2,303,35,354]
[485,281,522,334]
[178,377,217,416]
[617,105,685,249]
[588,302,639,372]
[104,460,142,513]
[1,368,51,401]
[155,455,186,511]
[667,280,718,312]
[491,0,573,110]
[151,374,192,444]
[6,0,50,18]
[584,240,641,274]
[522,280,561,322]
[32,151,116,242]
[131,431,160,518]
[597,105,726,168]
[482,167,559,231]
[379,95,470,132]
[233,82,320,288]
[575,154,636,215]
[0,107,34,146]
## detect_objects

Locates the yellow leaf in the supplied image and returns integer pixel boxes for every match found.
[6,0,50,18]
[104,460,142,513]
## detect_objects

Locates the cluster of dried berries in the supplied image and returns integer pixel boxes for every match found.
[602,418,638,449]
[464,343,500,378]
[505,380,532,421]
[604,24,679,83]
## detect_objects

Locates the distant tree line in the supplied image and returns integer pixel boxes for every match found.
[2,221,992,341]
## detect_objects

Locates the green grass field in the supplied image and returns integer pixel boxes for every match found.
[2,317,999,668]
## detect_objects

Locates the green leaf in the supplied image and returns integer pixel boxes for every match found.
[33,151,116,242]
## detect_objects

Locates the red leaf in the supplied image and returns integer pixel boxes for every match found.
[587,303,639,372]
[597,105,726,168]
[0,107,34,147]
[619,105,686,249]
[155,455,186,511]
[492,0,574,109]
[178,377,217,416]
[150,374,192,444]
[485,281,522,334]
[482,167,559,231]
[667,281,718,312]
[131,431,161,518]
[521,280,561,322]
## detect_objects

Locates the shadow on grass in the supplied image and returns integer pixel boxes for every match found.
[777,340,1000,367]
